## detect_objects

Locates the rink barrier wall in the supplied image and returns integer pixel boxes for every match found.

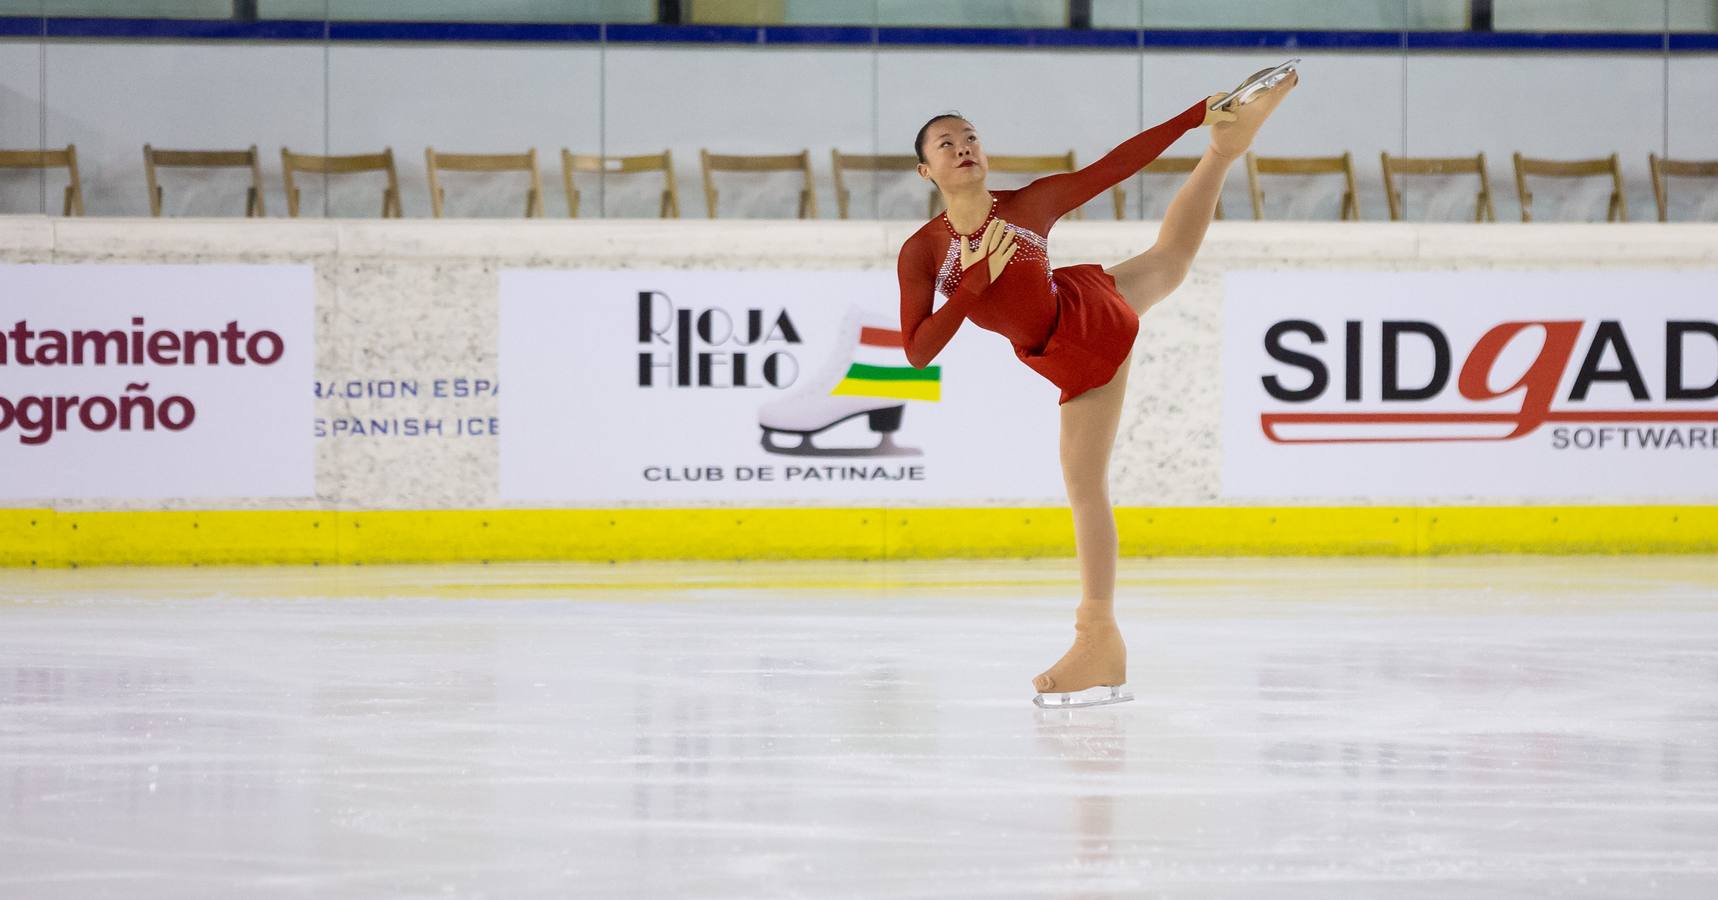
[2,506,1715,567]
[4,219,1717,565]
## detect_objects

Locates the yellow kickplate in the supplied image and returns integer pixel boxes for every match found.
[2,506,1713,568]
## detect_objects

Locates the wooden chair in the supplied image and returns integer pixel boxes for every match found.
[1380,152,1495,222]
[0,145,84,215]
[562,150,680,218]
[1648,153,1718,222]
[1513,152,1626,222]
[143,144,265,217]
[1126,156,1225,220]
[425,148,542,218]
[700,149,816,218]
[830,150,935,219]
[1246,152,1360,220]
[281,147,402,218]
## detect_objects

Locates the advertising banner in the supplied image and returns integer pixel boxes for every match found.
[1223,270,1718,499]
[0,264,315,499]
[500,269,1065,502]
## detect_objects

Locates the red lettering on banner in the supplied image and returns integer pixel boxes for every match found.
[1456,321,1582,439]
[0,315,282,445]
[1258,318,1718,444]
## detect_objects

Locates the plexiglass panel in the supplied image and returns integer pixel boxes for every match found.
[3,0,1708,221]
[1665,51,1718,221]
[261,0,653,22]
[1402,1,1669,223]
[0,1,229,15]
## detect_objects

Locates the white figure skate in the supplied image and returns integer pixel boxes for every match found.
[1032,685,1135,709]
[1210,58,1300,111]
[1032,620,1133,709]
[757,306,940,457]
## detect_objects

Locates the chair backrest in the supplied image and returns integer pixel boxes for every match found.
[562,150,678,218]
[829,150,931,220]
[425,148,542,218]
[281,147,402,218]
[1512,152,1626,222]
[0,145,84,216]
[699,149,816,219]
[1133,155,1224,220]
[1647,153,1718,222]
[986,151,1099,221]
[143,144,265,217]
[984,152,1074,176]
[1246,152,1359,220]
[1379,152,1494,222]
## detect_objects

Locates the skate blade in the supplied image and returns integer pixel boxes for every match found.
[1032,684,1133,709]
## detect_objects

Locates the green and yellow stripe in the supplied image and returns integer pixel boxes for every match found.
[831,362,941,401]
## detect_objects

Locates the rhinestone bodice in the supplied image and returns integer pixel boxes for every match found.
[934,194,1058,311]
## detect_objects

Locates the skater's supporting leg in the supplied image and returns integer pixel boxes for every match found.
[1033,351,1132,696]
[1059,353,1131,621]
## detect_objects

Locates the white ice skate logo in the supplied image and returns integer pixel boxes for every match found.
[757,308,939,457]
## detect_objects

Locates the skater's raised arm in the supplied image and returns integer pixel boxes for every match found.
[1015,98,1210,224]
[898,219,1018,369]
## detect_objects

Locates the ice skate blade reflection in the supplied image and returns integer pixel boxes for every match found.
[1032,685,1134,709]
[759,407,922,457]
[759,431,922,457]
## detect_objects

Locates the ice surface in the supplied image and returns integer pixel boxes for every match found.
[2,556,1716,898]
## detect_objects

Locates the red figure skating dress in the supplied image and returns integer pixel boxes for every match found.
[898,99,1207,403]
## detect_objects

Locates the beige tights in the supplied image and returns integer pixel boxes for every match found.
[1035,350,1132,694]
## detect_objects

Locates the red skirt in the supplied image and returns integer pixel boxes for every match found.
[1013,263,1139,404]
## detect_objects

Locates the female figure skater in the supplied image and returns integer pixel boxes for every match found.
[899,74,1297,707]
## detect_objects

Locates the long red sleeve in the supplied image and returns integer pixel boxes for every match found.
[1014,99,1209,224]
[898,239,991,369]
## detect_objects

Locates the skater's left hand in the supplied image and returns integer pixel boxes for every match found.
[960,218,1018,283]
[1209,69,1298,159]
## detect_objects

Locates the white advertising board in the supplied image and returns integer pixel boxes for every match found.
[1223,270,1718,499]
[500,269,1067,503]
[0,264,315,499]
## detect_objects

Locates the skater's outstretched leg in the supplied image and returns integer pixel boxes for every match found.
[1105,70,1297,316]
[1034,351,1132,701]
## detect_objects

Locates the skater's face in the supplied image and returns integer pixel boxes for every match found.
[918,118,986,190]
